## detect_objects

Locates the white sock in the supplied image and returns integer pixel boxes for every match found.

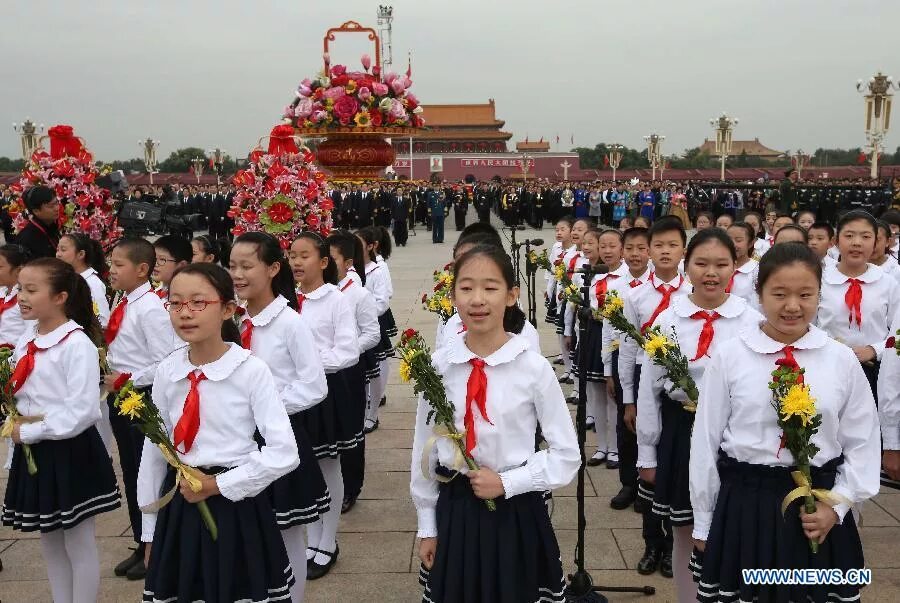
[606,388,618,457]
[586,382,607,453]
[673,525,697,603]
[281,525,307,602]
[3,438,13,470]
[559,335,572,373]
[64,518,100,603]
[41,529,74,603]
[97,399,115,455]
[366,360,390,425]
[310,457,344,566]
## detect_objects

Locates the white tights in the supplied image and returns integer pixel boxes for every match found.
[306,457,344,566]
[40,517,100,603]
[673,525,697,603]
[586,382,617,455]
[281,525,307,602]
[558,334,572,373]
[365,359,391,425]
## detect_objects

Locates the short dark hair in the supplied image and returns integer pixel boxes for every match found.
[773,224,809,244]
[808,222,834,239]
[114,237,156,273]
[23,185,56,213]
[622,227,649,245]
[153,235,193,264]
[648,216,687,246]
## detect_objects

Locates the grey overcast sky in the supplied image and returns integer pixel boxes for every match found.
[2,0,898,161]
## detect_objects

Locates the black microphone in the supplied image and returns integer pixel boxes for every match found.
[524,238,544,246]
[575,263,609,276]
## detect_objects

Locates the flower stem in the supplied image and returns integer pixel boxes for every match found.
[23,444,37,475]
[197,500,218,541]
[449,426,496,511]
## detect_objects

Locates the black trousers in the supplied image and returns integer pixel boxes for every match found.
[393,220,409,246]
[454,209,466,231]
[432,215,445,243]
[107,390,148,544]
[612,351,637,489]
[340,439,366,500]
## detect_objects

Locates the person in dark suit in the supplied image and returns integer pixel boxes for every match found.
[355,184,373,228]
[427,185,445,243]
[474,187,491,223]
[375,186,393,228]
[452,188,468,231]
[391,187,411,247]
[15,185,61,258]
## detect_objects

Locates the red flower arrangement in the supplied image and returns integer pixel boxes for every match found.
[5,124,121,251]
[282,54,425,130]
[228,125,333,248]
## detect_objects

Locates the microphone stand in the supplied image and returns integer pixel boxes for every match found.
[524,239,538,327]
[564,264,655,602]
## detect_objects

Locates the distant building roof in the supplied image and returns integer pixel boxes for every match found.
[699,138,784,158]
[420,100,506,129]
[516,140,551,152]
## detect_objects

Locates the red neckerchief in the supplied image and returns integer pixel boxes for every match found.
[595,274,619,308]
[173,371,207,454]
[240,318,253,349]
[689,311,721,360]
[340,280,354,292]
[9,328,81,394]
[640,273,685,334]
[0,292,18,317]
[464,358,493,455]
[844,278,863,328]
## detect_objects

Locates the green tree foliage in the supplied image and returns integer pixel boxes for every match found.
[0,157,25,172]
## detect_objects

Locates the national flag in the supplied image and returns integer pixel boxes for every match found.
[603,155,610,167]
[664,161,671,169]
[857,152,867,165]
[556,134,560,145]
[209,157,215,169]
[539,136,543,143]
[189,165,194,175]
[525,135,529,143]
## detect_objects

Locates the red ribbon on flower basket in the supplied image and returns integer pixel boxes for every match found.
[267,125,299,156]
[47,125,85,160]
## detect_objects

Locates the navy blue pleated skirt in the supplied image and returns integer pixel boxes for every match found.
[418,471,566,603]
[545,290,558,324]
[296,382,338,460]
[554,300,566,335]
[375,311,396,361]
[264,412,330,529]
[649,394,694,526]
[334,361,366,452]
[692,454,864,603]
[362,348,381,383]
[2,426,121,532]
[571,318,604,382]
[143,467,295,603]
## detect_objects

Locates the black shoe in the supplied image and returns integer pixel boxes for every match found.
[307,545,339,580]
[610,486,636,510]
[363,419,379,434]
[633,495,650,514]
[606,460,620,470]
[659,550,673,578]
[379,396,386,407]
[636,547,661,575]
[341,496,358,514]
[586,451,607,467]
[584,420,595,431]
[114,545,144,577]
[553,357,564,366]
[126,558,147,581]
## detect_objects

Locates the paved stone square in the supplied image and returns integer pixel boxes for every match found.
[1,220,898,601]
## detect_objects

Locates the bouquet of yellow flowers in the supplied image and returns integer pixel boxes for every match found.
[889,330,900,356]
[422,264,456,323]
[769,353,826,553]
[0,347,38,475]
[528,249,551,272]
[596,291,699,409]
[114,380,218,540]
[397,329,496,511]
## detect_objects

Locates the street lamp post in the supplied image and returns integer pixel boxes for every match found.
[793,149,810,180]
[521,153,530,183]
[191,157,205,185]
[643,133,665,181]
[12,118,44,160]
[139,138,160,185]
[856,72,897,179]
[208,148,226,186]
[607,143,623,182]
[709,113,739,182]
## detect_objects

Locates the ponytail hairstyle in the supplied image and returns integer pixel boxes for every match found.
[357,226,381,263]
[293,231,338,285]
[326,230,367,286]
[192,235,231,267]
[233,232,299,311]
[61,233,108,280]
[169,263,241,344]
[26,258,103,346]
[452,244,526,335]
[376,226,393,261]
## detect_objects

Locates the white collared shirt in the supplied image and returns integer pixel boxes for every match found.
[296,283,359,373]
[0,285,28,349]
[753,237,771,260]
[410,334,579,538]
[364,261,391,316]
[877,308,900,449]
[726,259,759,306]
[375,254,394,300]
[636,295,761,468]
[338,276,381,353]
[563,261,630,336]
[106,282,177,387]
[239,295,327,414]
[817,263,900,360]
[139,344,299,541]
[875,258,900,284]
[601,266,652,376]
[15,320,101,444]
[80,267,111,328]
[435,311,541,354]
[545,242,574,299]
[618,273,692,404]
[690,324,880,541]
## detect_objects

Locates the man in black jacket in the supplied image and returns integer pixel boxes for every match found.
[391,186,410,246]
[16,185,60,258]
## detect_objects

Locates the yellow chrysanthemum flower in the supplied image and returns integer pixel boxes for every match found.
[398,360,411,383]
[92,300,99,317]
[553,265,565,281]
[780,384,817,426]
[119,392,145,420]
[440,297,453,314]
[601,295,624,318]
[354,111,371,127]
[428,298,440,311]
[643,333,672,357]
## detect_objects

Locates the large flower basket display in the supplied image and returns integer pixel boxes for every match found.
[228,125,334,248]
[6,124,122,250]
[281,20,424,181]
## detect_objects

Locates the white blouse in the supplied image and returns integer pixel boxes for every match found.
[726,259,758,306]
[817,263,900,361]
[296,283,359,373]
[410,334,579,538]
[364,261,391,316]
[877,308,900,450]
[80,267,110,328]
[618,273,691,405]
[752,237,771,260]
[636,295,761,468]
[690,325,880,541]
[139,344,299,541]
[0,285,28,349]
[435,310,541,354]
[239,295,327,414]
[546,243,575,299]
[14,320,101,444]
[106,282,178,387]
[601,266,652,376]
[338,276,381,354]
